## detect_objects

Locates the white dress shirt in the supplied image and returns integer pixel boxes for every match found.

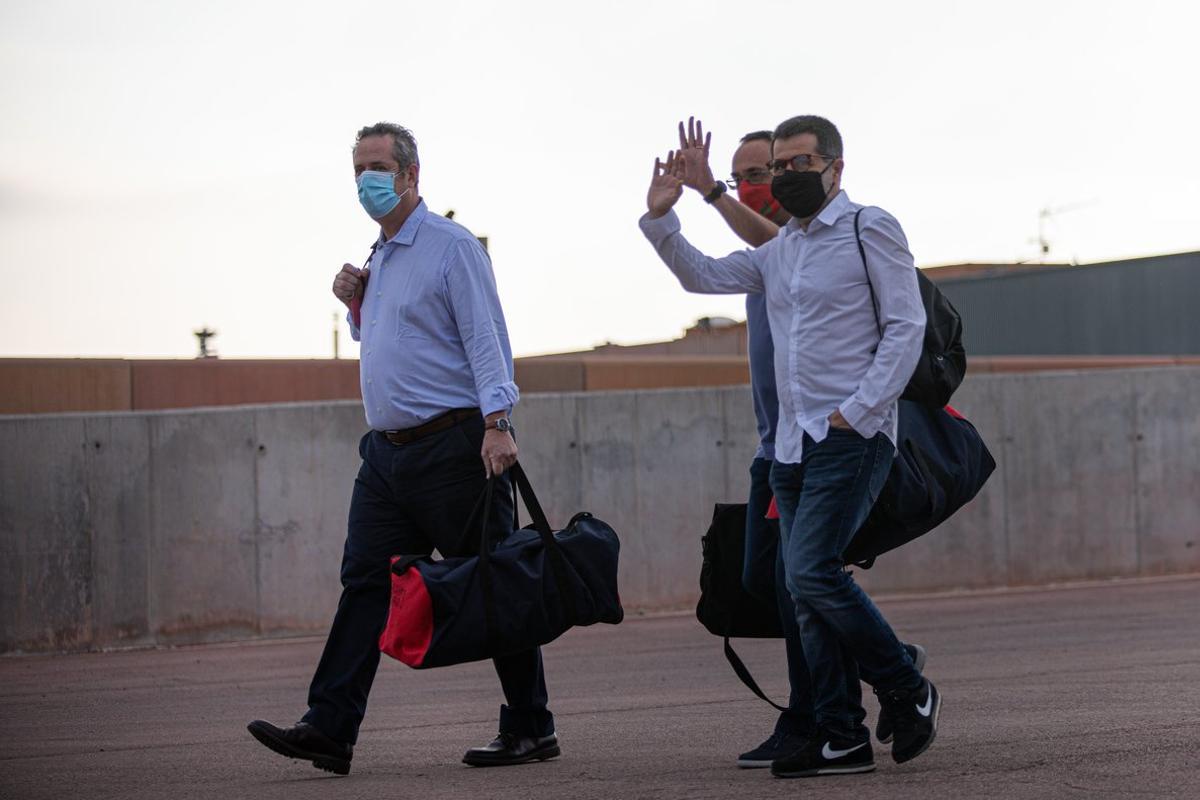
[639,190,925,464]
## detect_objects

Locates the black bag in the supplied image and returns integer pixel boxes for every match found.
[856,208,967,408]
[379,462,623,669]
[697,504,783,640]
[844,400,996,567]
[696,503,787,709]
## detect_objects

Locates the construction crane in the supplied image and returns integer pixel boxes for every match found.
[1032,201,1095,261]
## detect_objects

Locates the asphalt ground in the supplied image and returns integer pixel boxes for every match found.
[2,576,1199,800]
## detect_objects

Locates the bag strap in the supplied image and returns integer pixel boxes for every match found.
[508,461,554,538]
[468,462,580,633]
[476,477,498,640]
[854,207,884,338]
[509,462,580,627]
[723,637,788,712]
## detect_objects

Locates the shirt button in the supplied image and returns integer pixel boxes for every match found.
[371,320,377,325]
[367,379,373,384]
[367,350,372,355]
[376,292,382,297]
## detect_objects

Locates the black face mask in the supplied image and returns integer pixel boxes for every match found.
[770,167,831,218]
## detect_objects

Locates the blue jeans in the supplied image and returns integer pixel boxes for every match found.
[302,419,552,744]
[743,457,866,736]
[770,430,921,740]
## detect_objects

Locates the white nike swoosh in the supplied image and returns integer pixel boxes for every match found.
[916,688,934,717]
[822,741,868,760]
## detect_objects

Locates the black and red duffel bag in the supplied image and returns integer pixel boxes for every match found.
[379,462,623,669]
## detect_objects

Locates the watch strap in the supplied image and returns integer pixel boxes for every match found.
[703,181,727,204]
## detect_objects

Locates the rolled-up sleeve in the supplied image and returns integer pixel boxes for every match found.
[639,210,765,294]
[839,209,925,436]
[444,238,520,416]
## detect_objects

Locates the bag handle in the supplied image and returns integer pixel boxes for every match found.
[508,462,554,539]
[465,463,556,556]
[476,477,498,637]
[724,637,788,712]
[469,462,580,635]
[509,462,579,627]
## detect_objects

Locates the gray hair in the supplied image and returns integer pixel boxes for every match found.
[772,115,843,159]
[354,122,419,169]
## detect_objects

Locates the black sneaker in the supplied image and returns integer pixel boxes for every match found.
[876,678,941,764]
[876,642,928,744]
[736,730,811,768]
[770,732,874,778]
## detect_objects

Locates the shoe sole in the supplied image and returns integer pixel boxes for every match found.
[462,744,561,767]
[893,686,941,764]
[736,758,774,769]
[878,644,929,745]
[772,762,876,778]
[247,723,351,775]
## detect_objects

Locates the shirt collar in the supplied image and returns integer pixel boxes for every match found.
[376,198,428,248]
[813,190,851,229]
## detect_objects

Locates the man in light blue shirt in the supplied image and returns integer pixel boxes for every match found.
[248,122,557,774]
[642,115,940,778]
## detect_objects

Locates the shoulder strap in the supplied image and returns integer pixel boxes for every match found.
[723,637,788,711]
[854,208,883,336]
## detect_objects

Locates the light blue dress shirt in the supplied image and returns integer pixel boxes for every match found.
[349,200,519,431]
[640,191,925,465]
[745,292,778,462]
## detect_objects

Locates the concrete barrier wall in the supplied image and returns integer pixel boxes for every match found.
[2,366,1198,653]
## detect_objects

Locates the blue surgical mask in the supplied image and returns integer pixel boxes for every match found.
[356,170,410,219]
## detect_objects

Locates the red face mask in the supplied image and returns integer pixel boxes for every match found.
[737,181,783,221]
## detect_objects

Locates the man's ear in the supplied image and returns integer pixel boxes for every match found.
[408,163,420,186]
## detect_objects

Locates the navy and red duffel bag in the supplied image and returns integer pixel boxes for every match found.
[842,400,996,567]
[379,462,623,669]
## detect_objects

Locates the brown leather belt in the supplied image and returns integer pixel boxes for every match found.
[380,407,481,446]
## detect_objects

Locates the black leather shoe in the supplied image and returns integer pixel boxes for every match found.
[462,732,560,767]
[247,720,353,775]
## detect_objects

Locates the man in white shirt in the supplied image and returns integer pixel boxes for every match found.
[672,118,929,769]
[640,115,941,778]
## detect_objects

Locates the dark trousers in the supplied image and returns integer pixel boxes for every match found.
[302,419,552,744]
[770,430,921,740]
[742,457,865,737]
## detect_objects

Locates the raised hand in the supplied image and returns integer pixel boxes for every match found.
[646,150,685,218]
[676,116,719,194]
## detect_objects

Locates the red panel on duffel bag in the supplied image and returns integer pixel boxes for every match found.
[379,557,434,667]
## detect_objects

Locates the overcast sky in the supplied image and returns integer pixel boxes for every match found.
[2,0,1196,360]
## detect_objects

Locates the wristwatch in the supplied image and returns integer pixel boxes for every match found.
[703,181,727,204]
[485,417,515,434]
